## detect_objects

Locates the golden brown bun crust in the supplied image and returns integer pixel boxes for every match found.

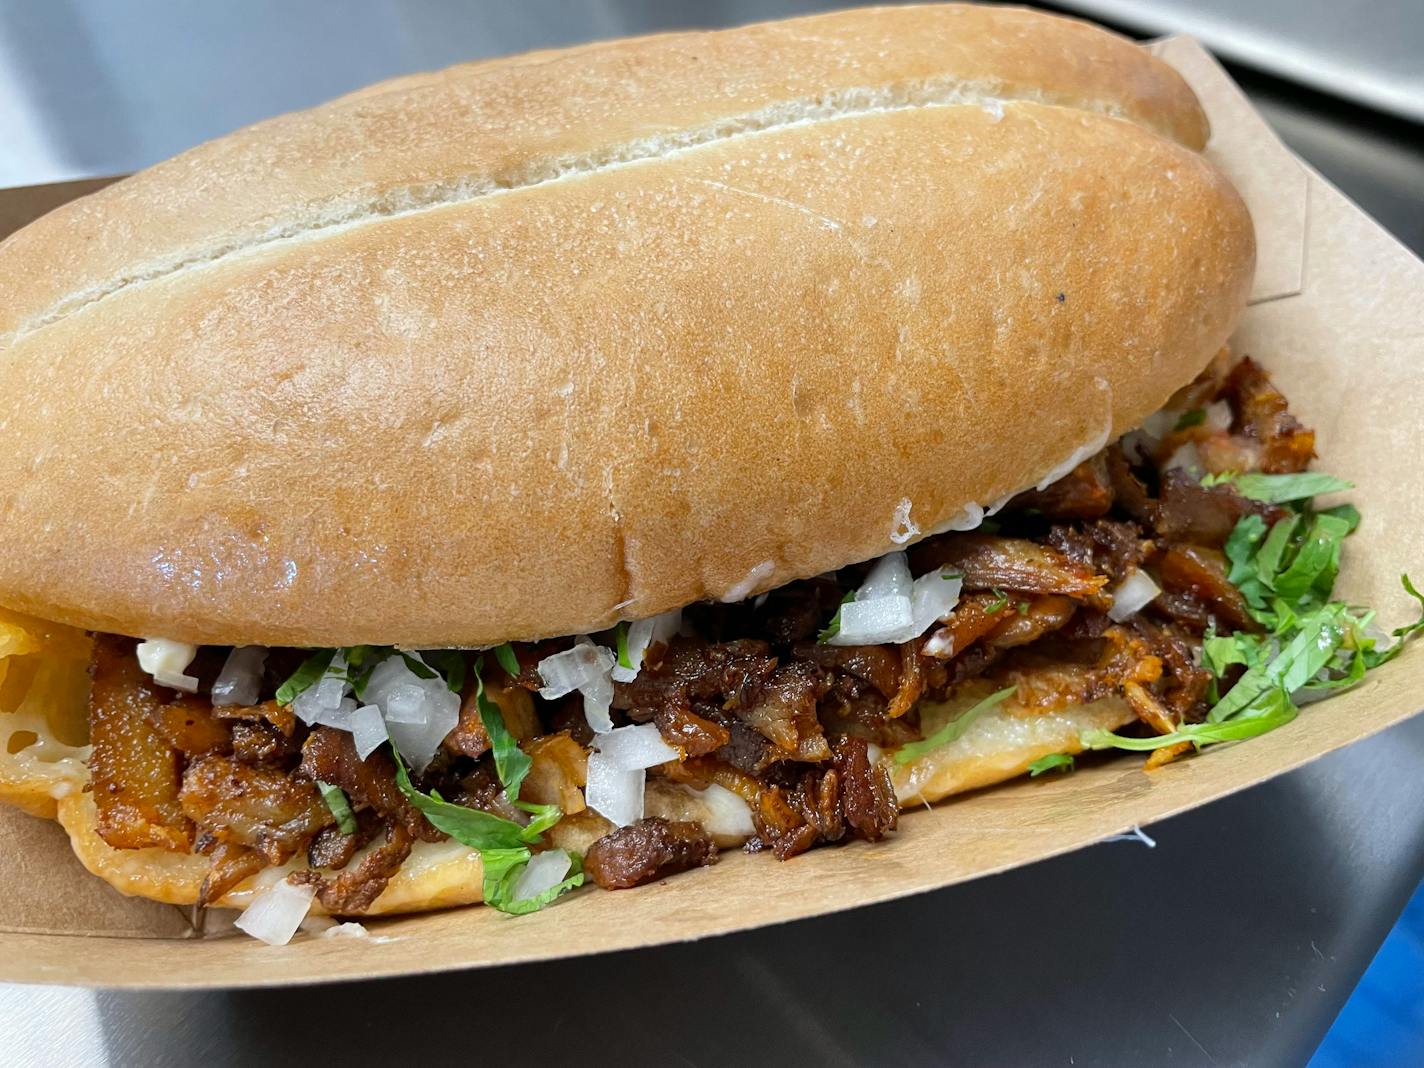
[0,5,1251,647]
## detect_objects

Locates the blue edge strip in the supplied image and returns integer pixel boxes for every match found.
[1311,878,1424,1066]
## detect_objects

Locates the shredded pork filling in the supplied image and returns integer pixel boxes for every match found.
[83,355,1332,912]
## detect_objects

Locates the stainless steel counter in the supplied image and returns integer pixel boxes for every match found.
[3,3,1424,1065]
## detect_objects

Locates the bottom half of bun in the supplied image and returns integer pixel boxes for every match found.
[36,689,1130,916]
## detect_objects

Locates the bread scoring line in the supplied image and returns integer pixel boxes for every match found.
[13,81,1134,343]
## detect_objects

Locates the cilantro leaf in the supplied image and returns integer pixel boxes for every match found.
[1028,752,1075,777]
[1174,408,1206,430]
[472,655,532,802]
[339,646,389,698]
[986,588,1009,613]
[1319,503,1361,534]
[392,751,578,915]
[275,649,336,706]
[1254,515,1302,594]
[1116,496,1416,763]
[342,645,382,669]
[515,799,564,838]
[399,653,438,680]
[1201,630,1267,676]
[1200,471,1354,503]
[1225,514,1267,580]
[424,650,467,694]
[895,686,1017,765]
[614,622,633,670]
[1208,603,1347,722]
[1360,574,1424,669]
[1271,512,1351,602]
[1083,688,1297,752]
[817,590,857,643]
[392,750,549,851]
[316,781,357,834]
[493,643,521,677]
[480,848,585,916]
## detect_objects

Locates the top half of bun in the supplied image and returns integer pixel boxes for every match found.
[0,4,1253,649]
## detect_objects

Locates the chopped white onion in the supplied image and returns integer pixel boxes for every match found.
[537,638,618,734]
[314,697,359,729]
[1107,569,1162,622]
[581,674,615,734]
[211,646,268,707]
[610,609,682,683]
[512,849,573,902]
[858,551,913,601]
[383,682,429,723]
[591,723,680,770]
[585,751,643,827]
[364,654,459,772]
[349,703,388,760]
[136,638,200,693]
[910,568,962,635]
[694,783,756,838]
[1140,408,1179,441]
[234,878,315,946]
[832,595,915,645]
[536,640,614,699]
[292,652,353,726]
[1164,441,1204,477]
[866,742,884,766]
[314,651,349,709]
[1119,429,1155,465]
[829,559,962,647]
[1204,399,1233,432]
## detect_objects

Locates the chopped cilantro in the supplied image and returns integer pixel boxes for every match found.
[471,655,532,801]
[614,621,633,670]
[817,590,857,643]
[1028,752,1075,777]
[393,753,540,851]
[986,588,1009,612]
[420,650,467,694]
[1319,502,1362,534]
[1200,470,1353,504]
[494,642,521,677]
[1083,471,1420,757]
[1083,690,1297,752]
[399,652,438,680]
[895,686,1016,764]
[480,848,586,916]
[392,750,578,914]
[275,649,335,706]
[1174,408,1206,430]
[1016,600,1031,615]
[316,781,357,834]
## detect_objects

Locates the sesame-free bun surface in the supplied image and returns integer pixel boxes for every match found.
[0,4,1252,647]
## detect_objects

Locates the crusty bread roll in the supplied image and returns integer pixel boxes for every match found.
[0,4,1252,649]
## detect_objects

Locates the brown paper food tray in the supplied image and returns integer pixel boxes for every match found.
[1,36,1421,988]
